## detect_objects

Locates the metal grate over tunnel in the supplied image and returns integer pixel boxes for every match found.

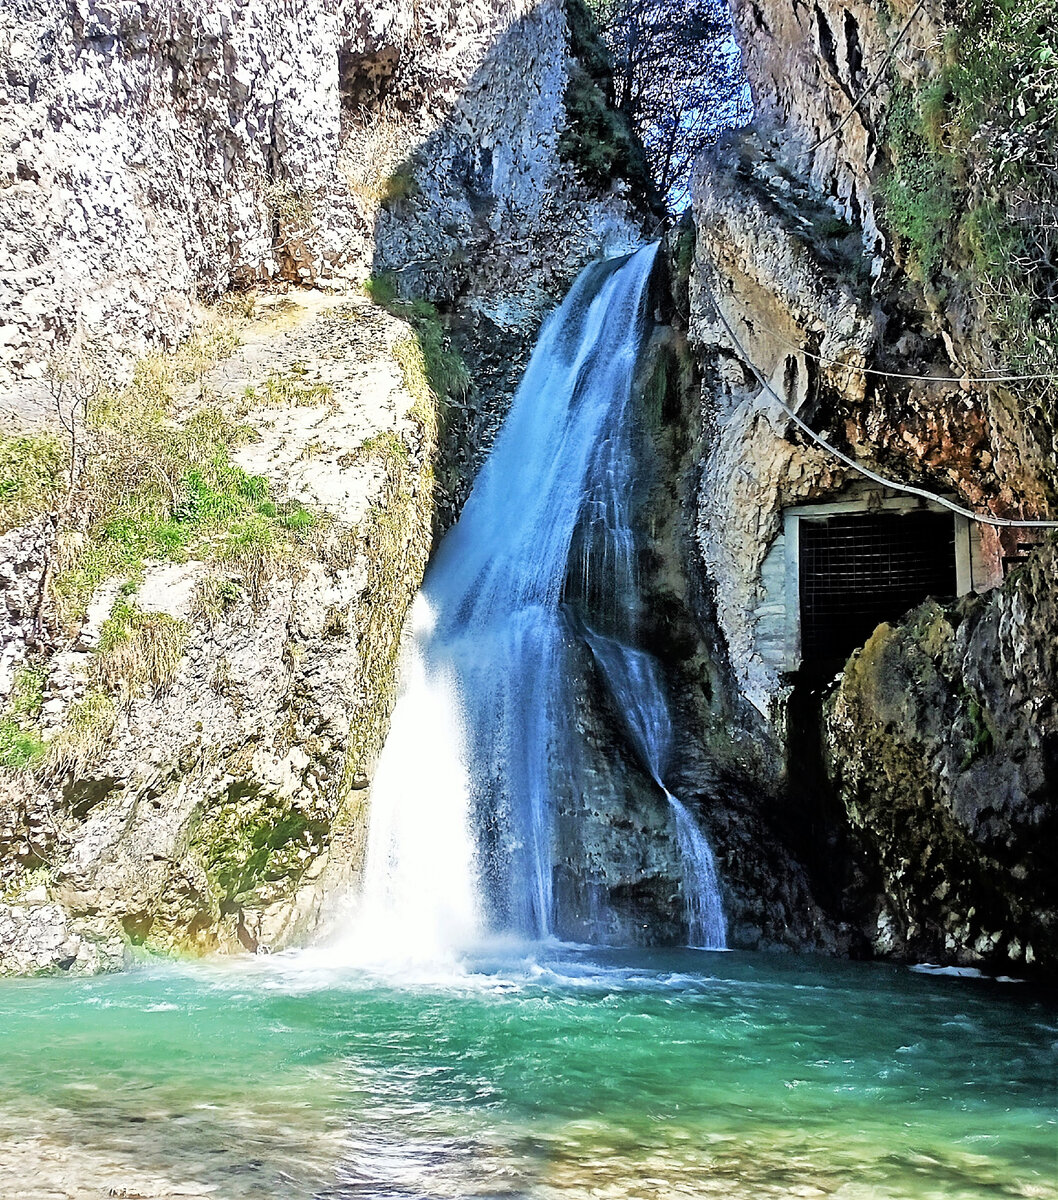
[797,509,958,666]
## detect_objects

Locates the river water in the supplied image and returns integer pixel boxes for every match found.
[0,948,1054,1199]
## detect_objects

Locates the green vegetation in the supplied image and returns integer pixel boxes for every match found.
[51,358,321,624]
[0,663,48,773]
[9,664,45,720]
[191,576,243,628]
[352,430,411,467]
[1,864,52,902]
[0,434,65,534]
[560,0,652,198]
[0,717,46,771]
[97,599,189,696]
[961,691,996,768]
[878,0,1058,373]
[880,81,956,283]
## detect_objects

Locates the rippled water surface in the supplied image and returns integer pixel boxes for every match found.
[0,948,1054,1199]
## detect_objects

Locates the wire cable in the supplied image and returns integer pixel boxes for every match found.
[807,0,928,152]
[700,268,1058,529]
[762,325,1058,384]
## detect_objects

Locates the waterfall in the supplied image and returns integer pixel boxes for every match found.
[350,243,725,961]
[582,633,727,950]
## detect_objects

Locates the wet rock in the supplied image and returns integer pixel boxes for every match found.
[0,902,128,976]
[824,541,1058,975]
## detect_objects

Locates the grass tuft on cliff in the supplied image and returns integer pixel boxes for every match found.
[878,0,1058,374]
[239,365,334,412]
[43,332,322,625]
[97,599,189,696]
[0,718,47,772]
[46,690,116,776]
[0,435,65,535]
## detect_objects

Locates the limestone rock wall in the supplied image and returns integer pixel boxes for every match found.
[731,0,944,259]
[682,0,1057,972]
[1,0,643,416]
[0,293,438,962]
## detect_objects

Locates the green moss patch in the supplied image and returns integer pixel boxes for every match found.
[191,786,329,910]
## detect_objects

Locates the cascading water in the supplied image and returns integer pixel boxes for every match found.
[582,634,727,949]
[352,243,725,960]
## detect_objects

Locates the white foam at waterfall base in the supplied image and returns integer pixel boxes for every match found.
[338,243,726,966]
[342,595,481,968]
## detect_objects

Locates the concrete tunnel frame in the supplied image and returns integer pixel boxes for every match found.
[752,486,991,674]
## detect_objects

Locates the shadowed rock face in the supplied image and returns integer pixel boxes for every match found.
[682,0,1057,975]
[824,542,1058,976]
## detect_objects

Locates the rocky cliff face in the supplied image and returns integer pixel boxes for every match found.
[1,0,644,416]
[826,542,1058,973]
[682,0,1057,974]
[0,293,440,972]
[0,0,649,973]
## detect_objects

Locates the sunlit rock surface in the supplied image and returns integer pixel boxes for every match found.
[0,294,435,961]
[0,0,643,412]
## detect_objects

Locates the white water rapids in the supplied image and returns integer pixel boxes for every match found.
[348,244,726,963]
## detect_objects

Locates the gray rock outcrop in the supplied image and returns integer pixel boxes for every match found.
[680,0,1057,973]
[1,0,644,417]
[825,541,1058,972]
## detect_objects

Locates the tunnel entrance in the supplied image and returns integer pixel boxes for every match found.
[779,502,962,934]
[797,508,958,669]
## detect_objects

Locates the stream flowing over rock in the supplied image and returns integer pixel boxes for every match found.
[0,0,1054,978]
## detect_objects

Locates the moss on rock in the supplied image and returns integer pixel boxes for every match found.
[190,784,330,913]
[824,551,1058,977]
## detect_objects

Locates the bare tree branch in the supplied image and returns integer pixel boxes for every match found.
[586,0,751,207]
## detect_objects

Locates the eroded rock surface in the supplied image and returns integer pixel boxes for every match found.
[0,293,436,963]
[1,0,644,415]
[825,542,1058,972]
[0,901,127,975]
[681,0,1057,973]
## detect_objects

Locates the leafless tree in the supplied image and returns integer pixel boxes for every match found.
[44,343,104,507]
[588,0,751,204]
